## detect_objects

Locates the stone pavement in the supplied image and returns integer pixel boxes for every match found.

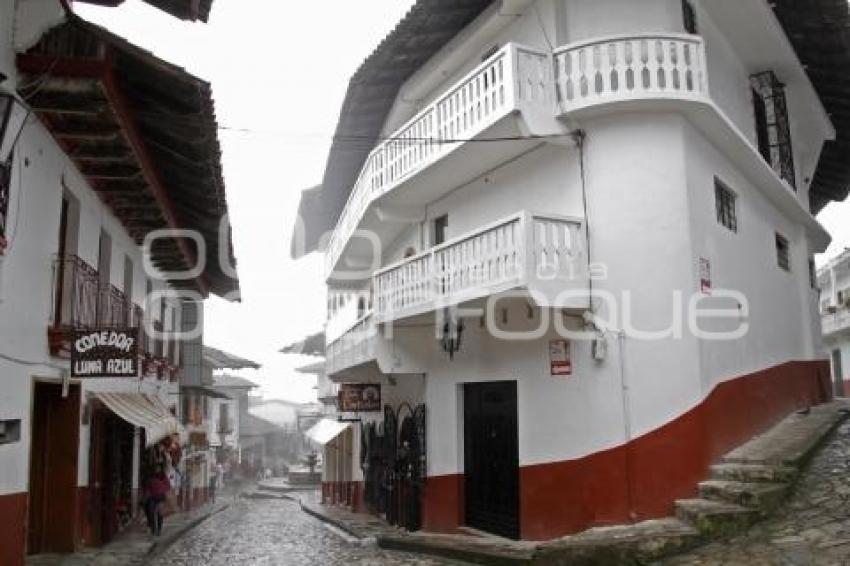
[149,496,469,565]
[301,402,850,565]
[26,487,240,566]
[660,418,850,565]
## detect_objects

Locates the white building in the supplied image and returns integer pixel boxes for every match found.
[818,249,850,396]
[294,0,846,541]
[210,374,259,468]
[0,1,238,562]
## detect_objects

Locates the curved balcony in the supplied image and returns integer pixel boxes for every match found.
[325,43,559,280]
[553,33,709,118]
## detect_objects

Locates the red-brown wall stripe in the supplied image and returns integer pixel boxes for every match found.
[422,360,830,540]
[0,492,27,566]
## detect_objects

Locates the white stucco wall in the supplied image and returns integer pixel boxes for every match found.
[0,16,186,498]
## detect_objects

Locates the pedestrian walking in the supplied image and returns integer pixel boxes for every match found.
[209,466,218,503]
[144,465,171,536]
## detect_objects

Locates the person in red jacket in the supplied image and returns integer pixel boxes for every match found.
[144,465,171,536]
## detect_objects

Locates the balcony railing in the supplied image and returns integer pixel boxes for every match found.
[51,254,100,329]
[373,211,586,321]
[553,33,708,115]
[823,308,850,336]
[326,314,378,376]
[325,43,554,277]
[99,284,131,328]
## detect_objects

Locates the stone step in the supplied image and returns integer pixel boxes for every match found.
[674,498,760,537]
[709,462,797,484]
[697,480,789,511]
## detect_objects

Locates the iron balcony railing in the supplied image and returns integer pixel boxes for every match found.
[51,254,137,330]
[51,254,100,329]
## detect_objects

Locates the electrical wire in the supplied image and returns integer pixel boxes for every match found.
[575,130,593,311]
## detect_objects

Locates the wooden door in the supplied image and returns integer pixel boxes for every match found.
[27,383,80,554]
[463,381,519,539]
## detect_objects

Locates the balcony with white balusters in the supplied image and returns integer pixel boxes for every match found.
[326,43,562,282]
[326,211,588,377]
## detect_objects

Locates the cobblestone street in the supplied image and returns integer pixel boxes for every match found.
[663,421,850,566]
[148,496,466,566]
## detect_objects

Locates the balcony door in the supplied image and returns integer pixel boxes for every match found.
[97,229,112,325]
[463,381,519,539]
[54,193,80,327]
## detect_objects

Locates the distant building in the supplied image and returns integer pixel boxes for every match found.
[818,249,850,395]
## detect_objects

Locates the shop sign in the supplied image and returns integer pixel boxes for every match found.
[338,383,381,412]
[71,328,139,378]
[549,339,572,376]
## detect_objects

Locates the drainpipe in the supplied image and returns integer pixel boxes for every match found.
[617,330,636,520]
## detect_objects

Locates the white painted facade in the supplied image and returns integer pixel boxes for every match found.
[0,1,212,548]
[314,0,833,536]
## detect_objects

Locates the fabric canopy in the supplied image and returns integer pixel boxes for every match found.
[305,418,350,446]
[95,392,183,447]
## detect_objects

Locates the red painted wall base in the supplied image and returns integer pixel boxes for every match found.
[422,360,831,540]
[0,491,28,566]
[321,481,365,512]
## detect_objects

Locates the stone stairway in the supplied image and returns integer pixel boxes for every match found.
[673,400,850,541]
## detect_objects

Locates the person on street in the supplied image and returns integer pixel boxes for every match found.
[209,464,218,503]
[144,465,171,536]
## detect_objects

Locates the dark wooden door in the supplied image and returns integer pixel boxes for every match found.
[464,381,519,539]
[27,383,80,554]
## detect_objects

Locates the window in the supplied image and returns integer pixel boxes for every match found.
[682,0,697,34]
[0,158,11,254]
[714,178,737,232]
[434,215,448,246]
[809,258,817,290]
[750,71,796,190]
[775,233,790,272]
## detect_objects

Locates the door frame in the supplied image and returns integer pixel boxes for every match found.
[462,380,520,539]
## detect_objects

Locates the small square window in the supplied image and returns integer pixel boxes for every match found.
[714,178,737,232]
[775,233,790,272]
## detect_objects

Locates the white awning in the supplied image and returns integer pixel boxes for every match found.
[95,392,183,447]
[305,418,350,445]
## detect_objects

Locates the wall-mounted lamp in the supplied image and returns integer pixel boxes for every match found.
[0,92,30,163]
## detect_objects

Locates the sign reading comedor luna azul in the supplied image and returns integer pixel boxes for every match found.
[71,328,139,378]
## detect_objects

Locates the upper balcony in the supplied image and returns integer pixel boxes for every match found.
[553,33,709,119]
[823,308,850,338]
[325,43,558,280]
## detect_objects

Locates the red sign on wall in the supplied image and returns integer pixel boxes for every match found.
[549,339,572,377]
[338,383,382,412]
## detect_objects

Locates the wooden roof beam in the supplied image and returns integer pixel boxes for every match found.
[101,51,209,297]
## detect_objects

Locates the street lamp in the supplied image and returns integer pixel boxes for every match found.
[0,91,29,164]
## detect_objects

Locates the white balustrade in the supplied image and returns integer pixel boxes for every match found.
[823,309,850,336]
[372,212,582,321]
[326,313,376,375]
[326,44,551,278]
[554,33,708,113]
